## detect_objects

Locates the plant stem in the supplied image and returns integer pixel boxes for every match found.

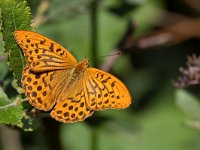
[0,126,22,150]
[90,0,99,68]
[42,118,62,150]
[0,55,7,62]
[91,128,98,150]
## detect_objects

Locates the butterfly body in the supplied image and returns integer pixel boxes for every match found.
[71,58,89,80]
[53,60,89,103]
[14,30,132,123]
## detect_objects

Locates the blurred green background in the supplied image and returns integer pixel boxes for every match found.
[1,0,200,150]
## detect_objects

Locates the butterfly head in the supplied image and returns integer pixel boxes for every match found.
[80,58,90,69]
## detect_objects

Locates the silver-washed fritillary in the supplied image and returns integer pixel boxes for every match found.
[14,30,132,123]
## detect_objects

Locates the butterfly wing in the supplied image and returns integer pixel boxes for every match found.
[49,67,131,123]
[83,68,131,110]
[22,64,76,111]
[22,66,57,111]
[50,87,94,123]
[16,30,78,111]
[14,30,78,72]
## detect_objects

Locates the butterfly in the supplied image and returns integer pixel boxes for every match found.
[14,30,132,123]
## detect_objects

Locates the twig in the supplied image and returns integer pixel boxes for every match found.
[183,0,200,12]
[101,9,200,72]
[32,1,90,27]
[0,55,7,62]
[0,98,27,110]
[31,0,50,28]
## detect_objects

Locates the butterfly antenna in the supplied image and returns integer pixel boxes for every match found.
[81,29,87,59]
[100,51,122,58]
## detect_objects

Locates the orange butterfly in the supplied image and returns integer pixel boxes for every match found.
[14,30,132,123]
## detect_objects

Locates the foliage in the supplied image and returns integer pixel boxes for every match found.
[0,0,32,127]
[0,0,32,87]
[0,87,24,126]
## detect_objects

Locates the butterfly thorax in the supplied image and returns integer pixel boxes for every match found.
[52,59,89,102]
[72,58,89,79]
[62,59,89,90]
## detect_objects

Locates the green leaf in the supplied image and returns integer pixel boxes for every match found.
[0,87,24,126]
[175,89,200,120]
[0,0,32,87]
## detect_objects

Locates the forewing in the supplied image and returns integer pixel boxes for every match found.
[50,89,94,123]
[83,68,131,110]
[14,30,77,72]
